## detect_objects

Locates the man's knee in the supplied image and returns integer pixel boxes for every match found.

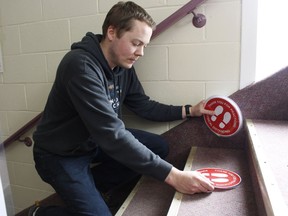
[153,136,169,159]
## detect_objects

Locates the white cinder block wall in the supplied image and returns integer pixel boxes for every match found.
[0,0,241,214]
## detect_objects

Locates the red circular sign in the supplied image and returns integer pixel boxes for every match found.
[204,96,243,137]
[197,168,241,189]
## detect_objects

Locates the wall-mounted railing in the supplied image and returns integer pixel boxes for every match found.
[2,0,207,148]
[3,113,42,147]
[152,0,206,39]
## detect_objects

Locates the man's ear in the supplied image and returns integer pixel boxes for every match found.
[107,25,116,41]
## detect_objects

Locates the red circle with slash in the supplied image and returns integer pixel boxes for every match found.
[196,168,241,189]
[204,96,243,137]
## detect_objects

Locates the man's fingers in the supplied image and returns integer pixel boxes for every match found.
[198,172,215,191]
[203,109,215,116]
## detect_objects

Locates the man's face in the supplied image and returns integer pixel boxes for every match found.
[107,20,153,69]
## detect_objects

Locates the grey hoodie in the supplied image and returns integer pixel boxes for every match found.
[33,32,183,181]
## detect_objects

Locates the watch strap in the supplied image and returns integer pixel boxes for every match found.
[185,105,192,118]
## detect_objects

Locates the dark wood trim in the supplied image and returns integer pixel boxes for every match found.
[3,113,42,147]
[152,0,206,39]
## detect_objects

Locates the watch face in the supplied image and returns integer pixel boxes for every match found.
[203,96,243,137]
[185,105,191,116]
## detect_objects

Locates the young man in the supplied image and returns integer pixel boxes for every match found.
[30,1,214,216]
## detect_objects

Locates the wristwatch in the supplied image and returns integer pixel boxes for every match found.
[185,105,192,118]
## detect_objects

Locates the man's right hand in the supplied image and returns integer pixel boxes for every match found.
[165,167,214,194]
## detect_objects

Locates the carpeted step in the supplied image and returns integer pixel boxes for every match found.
[246,119,288,216]
[116,146,258,216]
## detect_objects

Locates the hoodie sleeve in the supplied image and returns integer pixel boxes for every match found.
[66,59,172,181]
[123,67,183,121]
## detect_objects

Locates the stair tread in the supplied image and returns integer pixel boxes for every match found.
[117,147,258,216]
[247,119,288,214]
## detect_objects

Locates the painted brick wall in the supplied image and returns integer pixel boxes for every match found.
[0,0,241,213]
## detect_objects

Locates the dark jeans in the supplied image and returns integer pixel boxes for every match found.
[33,129,169,216]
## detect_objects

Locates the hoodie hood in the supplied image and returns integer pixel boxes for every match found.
[71,32,124,79]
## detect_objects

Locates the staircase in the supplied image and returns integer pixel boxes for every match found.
[117,145,258,216]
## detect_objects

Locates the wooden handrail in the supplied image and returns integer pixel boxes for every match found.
[152,0,206,39]
[2,0,206,147]
[3,113,42,147]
